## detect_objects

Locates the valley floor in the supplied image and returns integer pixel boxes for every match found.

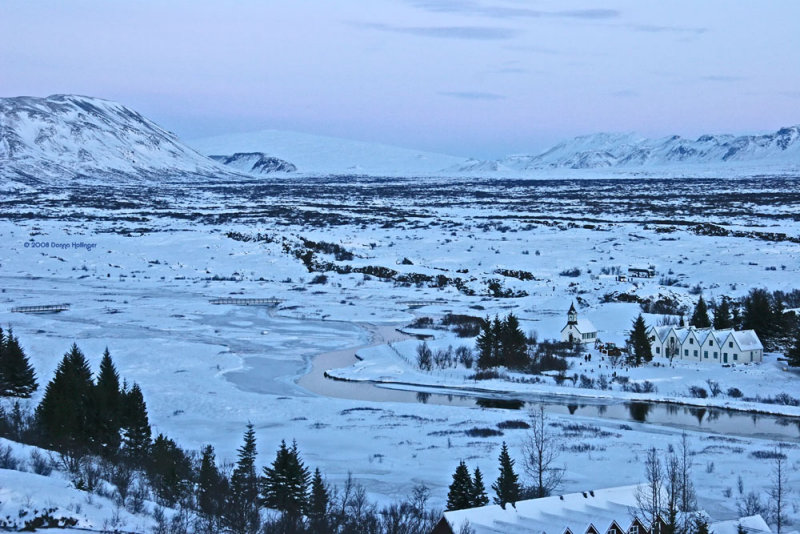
[1,176,799,530]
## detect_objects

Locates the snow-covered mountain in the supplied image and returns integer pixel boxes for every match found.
[0,94,235,186]
[454,127,800,174]
[189,129,466,176]
[210,152,296,174]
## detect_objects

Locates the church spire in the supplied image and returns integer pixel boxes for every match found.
[567,302,577,325]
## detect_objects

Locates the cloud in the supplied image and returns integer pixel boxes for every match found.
[631,24,708,35]
[439,91,506,100]
[403,1,619,20]
[701,75,746,82]
[355,22,519,40]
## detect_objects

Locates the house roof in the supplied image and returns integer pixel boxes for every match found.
[649,326,763,352]
[442,485,646,534]
[709,515,771,534]
[562,318,597,335]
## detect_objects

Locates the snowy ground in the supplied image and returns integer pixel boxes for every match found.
[1,176,799,530]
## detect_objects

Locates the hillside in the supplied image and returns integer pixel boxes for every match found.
[0,94,235,187]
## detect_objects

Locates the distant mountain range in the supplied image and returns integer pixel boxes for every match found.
[189,129,465,176]
[453,127,800,173]
[209,152,297,174]
[1,94,798,187]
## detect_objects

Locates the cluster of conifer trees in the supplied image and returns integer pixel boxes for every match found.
[446,442,522,512]
[475,314,529,369]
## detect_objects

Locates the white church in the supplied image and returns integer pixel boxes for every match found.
[561,303,598,345]
[647,324,763,364]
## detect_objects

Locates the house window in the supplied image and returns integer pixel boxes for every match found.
[713,352,718,358]
[724,352,728,359]
[689,338,694,344]
[656,346,661,354]
[609,528,617,534]
[729,341,733,348]
[709,340,713,346]
[684,349,689,356]
[704,351,708,358]
[733,354,738,361]
[629,526,639,534]
[693,350,698,357]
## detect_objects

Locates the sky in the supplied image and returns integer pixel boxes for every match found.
[2,0,800,158]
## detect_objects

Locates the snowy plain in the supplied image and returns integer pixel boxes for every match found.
[1,175,800,531]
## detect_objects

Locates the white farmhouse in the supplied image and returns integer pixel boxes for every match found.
[647,325,763,364]
[561,303,598,345]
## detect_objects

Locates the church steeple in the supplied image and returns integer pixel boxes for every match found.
[567,302,577,325]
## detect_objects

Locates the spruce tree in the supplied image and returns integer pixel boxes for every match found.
[713,297,733,329]
[475,317,495,369]
[471,467,490,507]
[627,315,652,366]
[690,296,711,328]
[35,343,94,452]
[307,467,330,534]
[492,442,521,509]
[227,423,260,534]
[787,328,800,367]
[198,444,227,521]
[501,314,529,369]
[0,329,38,398]
[148,433,193,506]
[120,382,151,461]
[261,439,311,521]
[93,348,122,455]
[446,461,474,511]
[742,289,773,345]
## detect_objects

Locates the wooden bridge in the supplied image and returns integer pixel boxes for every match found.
[209,298,285,306]
[11,304,70,314]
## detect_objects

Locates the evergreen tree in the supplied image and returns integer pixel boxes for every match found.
[501,314,529,369]
[148,433,193,506]
[0,328,38,398]
[198,444,227,521]
[120,382,151,461]
[713,297,733,329]
[35,343,94,452]
[92,348,122,455]
[261,439,311,522]
[307,467,330,534]
[475,317,495,369]
[492,442,521,509]
[627,315,652,366]
[227,423,260,534]
[471,467,490,507]
[689,296,711,328]
[787,328,800,367]
[742,289,773,345]
[446,461,474,511]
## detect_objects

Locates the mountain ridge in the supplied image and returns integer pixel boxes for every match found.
[0,94,241,187]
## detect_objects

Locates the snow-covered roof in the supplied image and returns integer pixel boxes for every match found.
[710,515,771,534]
[576,318,597,334]
[442,484,645,534]
[732,330,764,351]
[649,327,762,352]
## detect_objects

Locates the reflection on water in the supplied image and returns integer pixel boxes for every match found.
[358,385,800,442]
[628,402,651,423]
[476,398,525,410]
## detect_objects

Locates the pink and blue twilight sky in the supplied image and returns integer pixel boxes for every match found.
[2,0,799,158]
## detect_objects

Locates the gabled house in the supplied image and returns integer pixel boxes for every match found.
[647,325,763,364]
[561,303,598,345]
